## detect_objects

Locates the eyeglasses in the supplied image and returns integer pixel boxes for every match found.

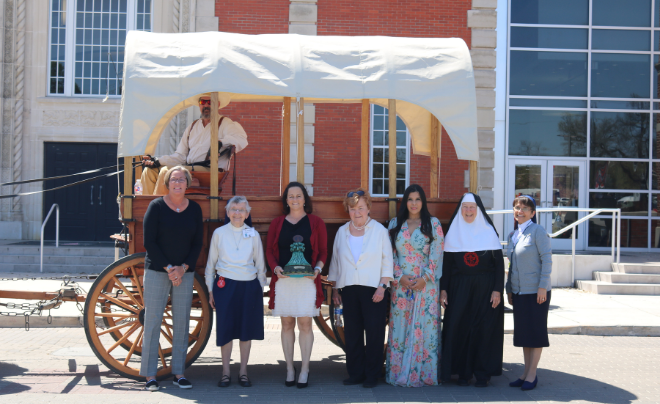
[513,206,532,213]
[198,99,211,105]
[170,178,187,184]
[461,205,477,210]
[229,208,247,214]
[347,190,365,198]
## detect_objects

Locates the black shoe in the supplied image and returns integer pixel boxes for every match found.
[173,376,192,389]
[238,374,252,388]
[297,371,310,389]
[474,380,488,387]
[343,376,366,385]
[217,375,231,388]
[521,376,538,391]
[285,367,297,387]
[362,380,378,388]
[509,378,525,387]
[145,379,159,391]
[457,379,470,386]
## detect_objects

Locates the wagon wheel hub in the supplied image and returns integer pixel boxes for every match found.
[138,308,145,325]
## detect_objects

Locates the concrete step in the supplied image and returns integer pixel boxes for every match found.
[612,263,660,275]
[0,246,114,257]
[0,254,114,265]
[594,272,660,284]
[0,263,110,274]
[576,280,660,295]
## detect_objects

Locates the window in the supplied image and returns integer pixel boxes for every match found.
[507,0,660,248]
[48,0,152,97]
[370,105,410,196]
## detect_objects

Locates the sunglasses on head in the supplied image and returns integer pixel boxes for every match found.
[347,190,365,198]
[198,99,211,105]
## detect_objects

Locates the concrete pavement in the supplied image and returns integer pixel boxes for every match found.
[0,327,658,403]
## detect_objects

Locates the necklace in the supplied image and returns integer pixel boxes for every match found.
[167,196,186,213]
[231,226,243,250]
[351,217,370,231]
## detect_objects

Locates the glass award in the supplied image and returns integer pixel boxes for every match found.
[282,235,314,277]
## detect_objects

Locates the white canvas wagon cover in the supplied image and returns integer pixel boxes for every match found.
[118,31,479,161]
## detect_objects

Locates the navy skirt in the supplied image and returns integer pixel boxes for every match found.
[212,276,264,347]
[512,291,551,348]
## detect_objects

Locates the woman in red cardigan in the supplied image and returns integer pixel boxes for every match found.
[267,182,327,389]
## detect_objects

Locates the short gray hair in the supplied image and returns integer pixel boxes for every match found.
[225,195,251,213]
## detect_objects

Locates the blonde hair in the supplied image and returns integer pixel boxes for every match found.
[164,166,192,190]
[342,188,372,212]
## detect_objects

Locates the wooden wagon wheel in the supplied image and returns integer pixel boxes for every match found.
[84,253,213,381]
[314,281,346,350]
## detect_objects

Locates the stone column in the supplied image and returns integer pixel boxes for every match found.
[468,0,497,209]
[288,0,317,195]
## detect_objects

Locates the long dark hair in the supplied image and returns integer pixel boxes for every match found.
[389,184,434,249]
[281,181,313,215]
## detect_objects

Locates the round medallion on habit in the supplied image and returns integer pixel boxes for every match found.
[464,252,479,267]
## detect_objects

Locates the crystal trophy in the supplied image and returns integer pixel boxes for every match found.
[282,235,314,277]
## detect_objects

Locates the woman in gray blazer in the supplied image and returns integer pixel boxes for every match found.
[505,195,551,392]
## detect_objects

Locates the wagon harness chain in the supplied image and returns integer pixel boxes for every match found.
[0,275,98,331]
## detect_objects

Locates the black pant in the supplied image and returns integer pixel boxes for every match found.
[340,285,389,383]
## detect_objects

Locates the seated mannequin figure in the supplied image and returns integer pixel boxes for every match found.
[141,93,248,195]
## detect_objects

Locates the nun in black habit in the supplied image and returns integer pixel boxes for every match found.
[439,193,505,387]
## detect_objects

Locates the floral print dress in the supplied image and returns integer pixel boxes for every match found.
[385,217,444,387]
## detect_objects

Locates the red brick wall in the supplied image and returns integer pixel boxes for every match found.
[216,0,289,34]
[219,103,282,197]
[314,104,362,196]
[317,0,471,43]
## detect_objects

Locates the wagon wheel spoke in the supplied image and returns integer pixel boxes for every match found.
[158,344,167,368]
[98,320,137,336]
[113,276,143,308]
[123,329,144,366]
[99,293,141,314]
[160,328,174,345]
[187,334,199,342]
[161,321,174,340]
[95,312,136,319]
[107,322,140,354]
[130,266,144,302]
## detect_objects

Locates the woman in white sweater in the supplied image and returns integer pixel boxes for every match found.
[328,188,393,388]
[205,196,266,388]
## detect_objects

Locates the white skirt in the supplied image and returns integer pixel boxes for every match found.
[272,277,320,318]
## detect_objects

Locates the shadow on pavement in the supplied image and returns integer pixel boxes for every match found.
[0,362,30,395]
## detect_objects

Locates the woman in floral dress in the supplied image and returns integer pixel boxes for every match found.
[385,184,444,387]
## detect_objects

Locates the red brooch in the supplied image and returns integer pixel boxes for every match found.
[217,276,226,288]
[464,252,479,267]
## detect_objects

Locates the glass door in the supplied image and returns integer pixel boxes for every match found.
[506,159,546,240]
[546,161,586,250]
[507,159,586,250]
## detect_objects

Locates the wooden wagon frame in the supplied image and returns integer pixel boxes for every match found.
[0,31,480,380]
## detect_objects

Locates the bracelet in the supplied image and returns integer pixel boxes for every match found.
[314,266,322,273]
[166,264,174,273]
[182,263,189,272]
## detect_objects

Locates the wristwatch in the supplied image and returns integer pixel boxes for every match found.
[379,283,389,290]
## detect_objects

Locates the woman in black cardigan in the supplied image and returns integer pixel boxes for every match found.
[141,166,203,391]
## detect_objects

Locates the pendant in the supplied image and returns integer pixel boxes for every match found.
[176,208,180,212]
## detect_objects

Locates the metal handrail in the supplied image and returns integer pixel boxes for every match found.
[40,204,60,273]
[487,207,621,285]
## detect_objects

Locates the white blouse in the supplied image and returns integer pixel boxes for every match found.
[328,219,394,289]
[204,223,266,293]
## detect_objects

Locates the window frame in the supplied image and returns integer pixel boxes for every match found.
[47,0,152,98]
[368,104,411,197]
